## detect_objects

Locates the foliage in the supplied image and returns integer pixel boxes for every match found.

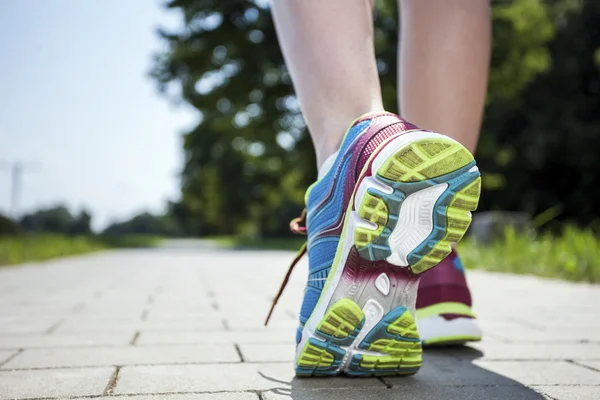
[0,235,105,266]
[459,225,600,283]
[19,206,92,235]
[103,212,182,237]
[152,0,599,236]
[0,214,20,236]
[479,0,600,224]
[210,234,305,251]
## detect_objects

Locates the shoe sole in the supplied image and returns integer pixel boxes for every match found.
[295,130,481,377]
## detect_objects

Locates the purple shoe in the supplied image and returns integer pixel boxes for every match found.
[416,249,483,345]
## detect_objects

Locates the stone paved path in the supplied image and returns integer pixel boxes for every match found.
[1,241,599,399]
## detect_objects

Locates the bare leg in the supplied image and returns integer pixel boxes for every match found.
[271,0,384,167]
[398,0,491,153]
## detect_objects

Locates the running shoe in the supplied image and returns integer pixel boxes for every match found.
[266,111,481,376]
[417,249,483,346]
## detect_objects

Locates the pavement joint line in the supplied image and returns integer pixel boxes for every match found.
[534,388,560,400]
[528,384,600,387]
[566,359,600,373]
[222,319,230,330]
[129,331,141,346]
[10,389,318,400]
[234,343,245,362]
[103,366,121,395]
[44,321,63,335]
[0,361,285,371]
[474,336,600,344]
[4,360,600,372]
[0,348,22,368]
[377,377,392,388]
[0,341,295,350]
[15,385,598,400]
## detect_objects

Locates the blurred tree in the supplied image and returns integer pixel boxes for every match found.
[102,212,182,237]
[153,0,597,236]
[479,0,600,225]
[152,0,311,236]
[69,210,92,235]
[0,214,19,236]
[19,206,93,235]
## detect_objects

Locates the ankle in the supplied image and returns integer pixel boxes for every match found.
[313,108,387,167]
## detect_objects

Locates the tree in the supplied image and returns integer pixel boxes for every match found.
[152,0,598,236]
[102,212,182,237]
[0,214,19,236]
[152,0,312,236]
[19,206,93,235]
[479,0,600,225]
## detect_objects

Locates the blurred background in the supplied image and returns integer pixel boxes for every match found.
[1,0,599,282]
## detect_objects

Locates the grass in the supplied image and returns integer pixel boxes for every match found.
[459,225,600,283]
[0,234,161,266]
[5,228,598,283]
[209,235,306,251]
[210,226,600,283]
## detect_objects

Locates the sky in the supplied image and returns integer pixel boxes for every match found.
[0,0,198,230]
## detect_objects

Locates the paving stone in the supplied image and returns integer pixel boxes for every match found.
[2,244,600,399]
[137,330,295,345]
[227,318,297,330]
[0,367,114,399]
[534,386,600,400]
[464,342,600,360]
[2,345,240,369]
[239,344,294,362]
[486,329,600,342]
[384,357,525,387]
[574,360,600,371]
[115,363,385,394]
[56,319,225,333]
[0,350,17,365]
[262,386,547,400]
[0,332,133,349]
[0,320,59,334]
[472,361,600,385]
[100,394,258,400]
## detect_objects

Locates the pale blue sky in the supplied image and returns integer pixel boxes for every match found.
[0,0,197,230]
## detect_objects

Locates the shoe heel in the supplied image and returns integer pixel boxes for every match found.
[346,305,422,376]
[295,299,422,377]
[295,299,364,376]
[353,133,481,275]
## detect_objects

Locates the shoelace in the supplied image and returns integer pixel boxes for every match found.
[264,209,308,326]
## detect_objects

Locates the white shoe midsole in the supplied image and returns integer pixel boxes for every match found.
[417,315,483,342]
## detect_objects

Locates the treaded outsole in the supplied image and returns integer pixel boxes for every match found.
[354,137,481,275]
[296,299,422,377]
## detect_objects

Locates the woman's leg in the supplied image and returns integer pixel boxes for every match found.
[271,0,384,167]
[398,0,491,152]
[398,0,491,346]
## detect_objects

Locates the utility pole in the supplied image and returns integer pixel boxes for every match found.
[0,161,38,220]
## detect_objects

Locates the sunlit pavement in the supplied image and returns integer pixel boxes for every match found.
[1,241,599,400]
